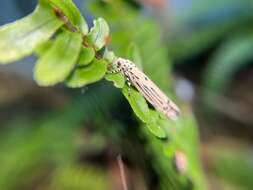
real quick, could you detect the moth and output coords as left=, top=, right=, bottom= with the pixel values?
left=111, top=57, right=180, bottom=120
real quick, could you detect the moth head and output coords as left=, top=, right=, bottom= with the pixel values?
left=116, top=61, right=121, bottom=68
left=115, top=58, right=125, bottom=68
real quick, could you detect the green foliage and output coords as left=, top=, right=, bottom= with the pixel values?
left=122, top=86, right=167, bottom=138
left=66, top=58, right=108, bottom=88
left=78, top=47, right=95, bottom=66
left=34, top=30, right=82, bottom=86
left=49, top=165, right=108, bottom=190
left=90, top=1, right=206, bottom=189
left=89, top=1, right=178, bottom=139
left=103, top=48, right=116, bottom=63
left=202, top=34, right=253, bottom=111
left=127, top=42, right=143, bottom=69
left=122, top=86, right=151, bottom=123
left=87, top=18, right=110, bottom=50
left=0, top=0, right=206, bottom=189
left=171, top=114, right=207, bottom=190
left=0, top=116, right=76, bottom=189
left=35, top=40, right=53, bottom=56
left=0, top=84, right=118, bottom=190
left=0, top=0, right=174, bottom=140
left=167, top=0, right=253, bottom=60
left=210, top=148, right=253, bottom=190
left=203, top=34, right=253, bottom=91
left=49, top=0, right=88, bottom=34
left=0, top=0, right=63, bottom=63
left=146, top=110, right=167, bottom=139
left=105, top=72, right=125, bottom=88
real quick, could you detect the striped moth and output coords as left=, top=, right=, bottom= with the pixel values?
left=112, top=57, right=180, bottom=120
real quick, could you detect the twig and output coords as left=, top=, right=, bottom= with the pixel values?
left=117, top=154, right=128, bottom=190
left=53, top=8, right=79, bottom=33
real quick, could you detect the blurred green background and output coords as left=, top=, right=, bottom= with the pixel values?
left=0, top=0, right=252, bottom=189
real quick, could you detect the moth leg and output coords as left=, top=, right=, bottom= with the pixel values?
left=107, top=68, right=120, bottom=74
left=126, top=77, right=131, bottom=96
left=107, top=63, right=121, bottom=74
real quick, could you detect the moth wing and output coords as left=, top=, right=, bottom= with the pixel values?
left=129, top=67, right=180, bottom=120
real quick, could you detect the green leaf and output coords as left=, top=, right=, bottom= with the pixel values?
left=0, top=0, right=63, bottom=64
left=146, top=110, right=167, bottom=139
left=35, top=41, right=53, bottom=57
left=103, top=48, right=116, bottom=63
left=146, top=123, right=167, bottom=139
left=122, top=86, right=167, bottom=138
left=122, top=86, right=150, bottom=123
left=211, top=148, right=253, bottom=190
left=78, top=47, right=95, bottom=66
left=204, top=35, right=253, bottom=92
left=34, top=30, right=82, bottom=86
left=66, top=59, right=108, bottom=88
left=87, top=18, right=110, bottom=50
left=202, top=35, right=253, bottom=111
left=49, top=0, right=88, bottom=34
left=105, top=73, right=125, bottom=88
left=103, top=49, right=122, bottom=87
left=127, top=42, right=142, bottom=69
left=49, top=165, right=108, bottom=190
